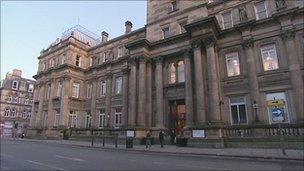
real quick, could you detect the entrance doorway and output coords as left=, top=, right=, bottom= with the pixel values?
left=169, top=100, right=186, bottom=135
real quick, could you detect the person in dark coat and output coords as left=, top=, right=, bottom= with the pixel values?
left=145, top=131, right=152, bottom=148
left=159, top=131, right=165, bottom=148
left=170, top=129, right=176, bottom=145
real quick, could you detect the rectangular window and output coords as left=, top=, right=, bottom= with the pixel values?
left=54, top=109, right=60, bottom=127
left=46, top=84, right=51, bottom=99
left=61, top=54, right=66, bottom=65
left=19, top=81, right=26, bottom=91
left=100, top=80, right=107, bottom=97
left=57, top=81, right=62, bottom=97
left=171, top=0, right=178, bottom=11
left=87, top=84, right=92, bottom=98
left=163, top=27, right=170, bottom=39
left=50, top=59, right=54, bottom=68
left=7, top=96, right=12, bottom=102
left=222, top=11, right=233, bottom=29
left=28, top=84, right=34, bottom=92
left=117, top=46, right=125, bottom=58
left=72, top=83, right=80, bottom=98
left=99, top=109, right=106, bottom=128
left=102, top=52, right=107, bottom=63
left=115, top=77, right=123, bottom=95
left=260, top=44, right=279, bottom=71
left=225, top=52, right=240, bottom=77
left=114, top=107, right=122, bottom=128
left=254, top=1, right=268, bottom=20
left=68, top=110, right=77, bottom=128
left=179, top=21, right=187, bottom=34
left=43, top=111, right=48, bottom=127
left=229, top=97, right=247, bottom=125
left=12, top=80, right=18, bottom=90
left=85, top=111, right=92, bottom=128
left=43, top=62, right=47, bottom=70
left=266, top=92, right=289, bottom=124
left=177, top=61, right=185, bottom=83
left=12, top=96, right=19, bottom=103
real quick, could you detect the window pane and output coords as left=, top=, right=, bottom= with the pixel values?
left=226, top=53, right=240, bottom=77
left=177, top=61, right=185, bottom=82
left=238, top=104, right=247, bottom=123
left=169, top=63, right=176, bottom=84
left=230, top=105, right=238, bottom=124
left=261, top=45, right=279, bottom=71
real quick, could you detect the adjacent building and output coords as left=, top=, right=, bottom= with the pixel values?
left=0, top=69, right=35, bottom=137
left=30, top=0, right=303, bottom=141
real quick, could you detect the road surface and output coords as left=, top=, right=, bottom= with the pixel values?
left=1, top=139, right=303, bottom=170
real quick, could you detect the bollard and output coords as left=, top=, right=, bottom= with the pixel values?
left=115, top=134, right=118, bottom=148
left=91, top=129, right=94, bottom=147
left=102, top=135, right=105, bottom=147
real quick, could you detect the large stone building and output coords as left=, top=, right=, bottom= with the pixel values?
left=30, top=0, right=303, bottom=142
left=0, top=69, right=35, bottom=137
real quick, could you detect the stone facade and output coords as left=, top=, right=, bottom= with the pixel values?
left=0, top=69, right=35, bottom=137
left=30, top=0, right=303, bottom=139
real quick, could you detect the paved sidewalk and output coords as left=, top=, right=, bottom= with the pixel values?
left=6, top=138, right=304, bottom=161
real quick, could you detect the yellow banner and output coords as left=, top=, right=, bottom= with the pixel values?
left=267, top=99, right=285, bottom=107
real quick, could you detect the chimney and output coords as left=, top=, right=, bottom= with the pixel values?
left=12, top=69, right=22, bottom=77
left=101, top=31, right=109, bottom=43
left=125, top=21, right=133, bottom=34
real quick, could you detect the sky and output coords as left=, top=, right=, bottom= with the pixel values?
left=1, top=1, right=147, bottom=80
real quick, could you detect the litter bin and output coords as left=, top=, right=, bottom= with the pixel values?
left=126, top=137, right=133, bottom=148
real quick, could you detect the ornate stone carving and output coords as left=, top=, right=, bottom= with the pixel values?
left=276, top=0, right=286, bottom=10
left=203, top=36, right=215, bottom=48
left=239, top=6, right=248, bottom=22
left=128, top=57, right=137, bottom=65
left=242, top=38, right=254, bottom=49
left=154, top=56, right=163, bottom=64
left=122, top=68, right=130, bottom=75
left=191, top=40, right=202, bottom=50
left=183, top=49, right=192, bottom=59
left=280, top=29, right=295, bottom=42
left=106, top=72, right=112, bottom=79
left=138, top=56, right=148, bottom=63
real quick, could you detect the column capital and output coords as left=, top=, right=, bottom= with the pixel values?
left=203, top=36, right=216, bottom=48
left=154, top=56, right=164, bottom=64
left=191, top=40, right=202, bottom=50
left=280, top=29, right=295, bottom=42
left=138, top=56, right=149, bottom=63
left=128, top=57, right=137, bottom=65
left=106, top=72, right=112, bottom=79
left=183, top=49, right=192, bottom=59
left=242, top=38, right=254, bottom=49
left=122, top=68, right=130, bottom=75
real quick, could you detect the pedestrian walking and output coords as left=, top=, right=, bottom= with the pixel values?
left=159, top=130, right=165, bottom=148
left=170, top=129, right=176, bottom=145
left=145, top=131, right=152, bottom=148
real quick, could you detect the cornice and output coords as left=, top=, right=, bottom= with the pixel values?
left=125, top=38, right=151, bottom=50
left=184, top=16, right=221, bottom=36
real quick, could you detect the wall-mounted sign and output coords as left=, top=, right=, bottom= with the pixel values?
left=126, top=130, right=135, bottom=137
left=192, top=130, right=205, bottom=138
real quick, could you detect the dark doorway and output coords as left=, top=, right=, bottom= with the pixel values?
left=169, top=100, right=186, bottom=135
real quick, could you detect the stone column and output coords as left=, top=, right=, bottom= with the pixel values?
left=128, top=58, right=137, bottom=126
left=47, top=81, right=55, bottom=129
left=91, top=78, right=97, bottom=128
left=192, top=40, right=206, bottom=124
left=137, top=56, right=147, bottom=127
left=106, top=73, right=112, bottom=127
left=36, top=84, right=45, bottom=127
left=146, top=61, right=152, bottom=127
left=60, top=77, right=70, bottom=127
left=122, top=68, right=129, bottom=126
left=155, top=57, right=164, bottom=128
left=281, top=30, right=304, bottom=121
left=205, top=37, right=221, bottom=122
left=242, top=38, right=262, bottom=122
left=184, top=50, right=194, bottom=127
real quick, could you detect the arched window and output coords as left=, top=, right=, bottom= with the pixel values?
left=11, top=108, right=16, bottom=118
left=177, top=60, right=185, bottom=82
left=4, top=108, right=10, bottom=117
left=168, top=63, right=176, bottom=84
